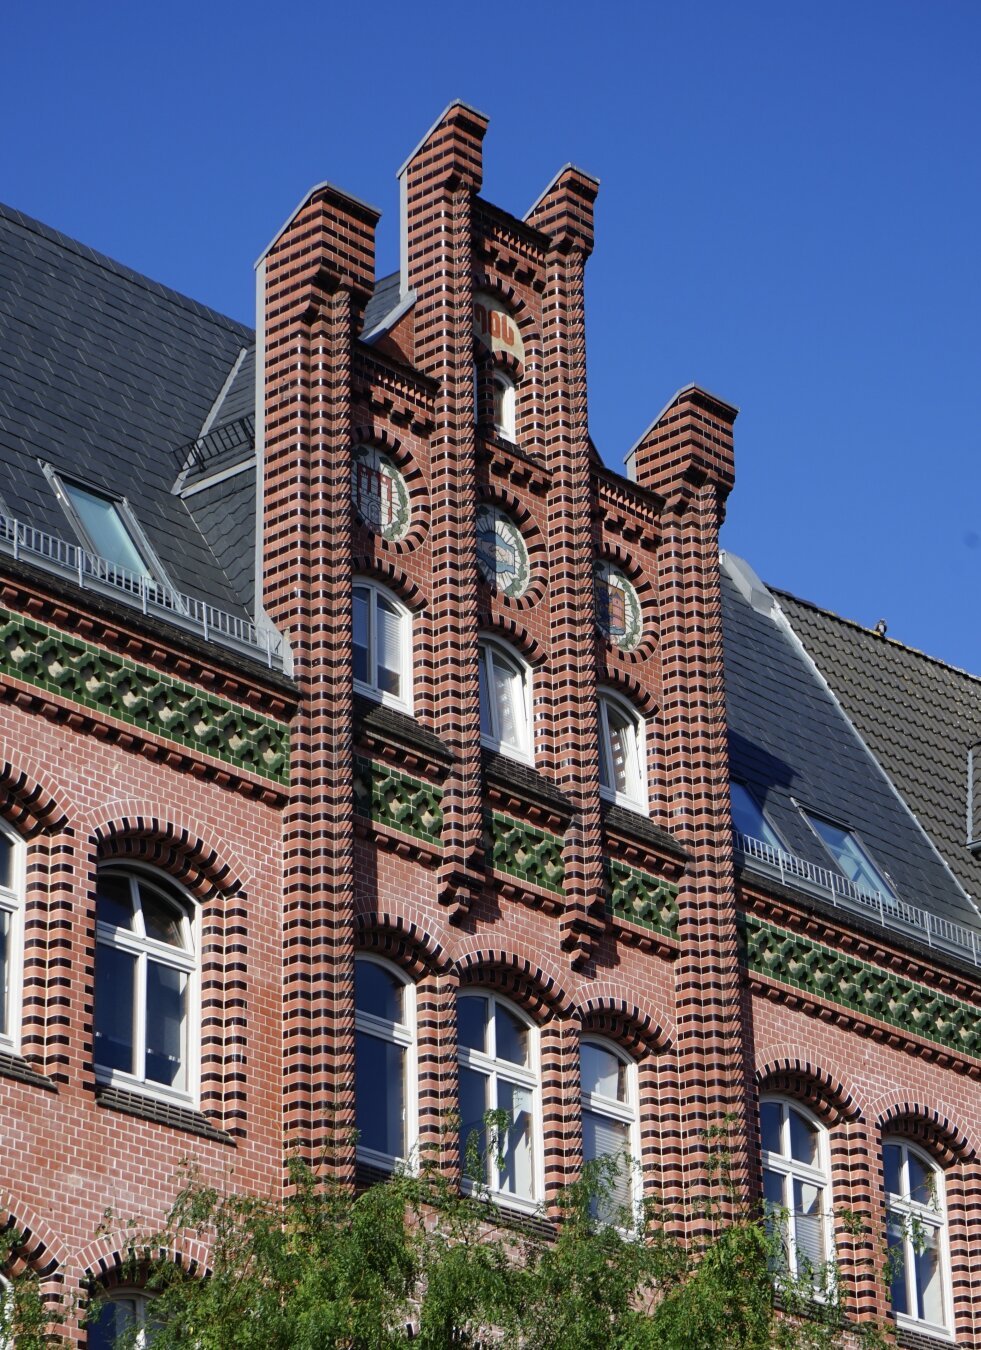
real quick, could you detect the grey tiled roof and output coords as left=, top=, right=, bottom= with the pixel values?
left=0, top=201, right=253, bottom=616
left=777, top=587, right=981, bottom=908
left=722, top=555, right=979, bottom=935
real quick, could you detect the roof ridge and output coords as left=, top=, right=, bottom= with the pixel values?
left=770, top=583, right=981, bottom=687
left=0, top=200, right=255, bottom=342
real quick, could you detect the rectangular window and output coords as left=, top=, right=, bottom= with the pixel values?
left=61, top=481, right=153, bottom=578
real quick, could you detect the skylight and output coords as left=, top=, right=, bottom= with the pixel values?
left=61, top=481, right=152, bottom=579
left=730, top=781, right=784, bottom=851
left=801, top=811, right=896, bottom=901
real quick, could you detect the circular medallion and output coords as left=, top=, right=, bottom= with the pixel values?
left=593, top=561, right=642, bottom=650
left=476, top=505, right=529, bottom=599
left=351, top=447, right=410, bottom=542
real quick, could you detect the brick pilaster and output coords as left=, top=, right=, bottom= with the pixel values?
left=526, top=168, right=606, bottom=969
left=260, top=185, right=379, bottom=1172
left=401, top=103, right=489, bottom=917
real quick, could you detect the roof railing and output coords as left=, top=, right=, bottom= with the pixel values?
left=0, top=513, right=283, bottom=670
left=736, top=831, right=981, bottom=968
left=175, top=414, right=255, bottom=476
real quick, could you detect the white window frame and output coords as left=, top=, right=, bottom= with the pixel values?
left=492, top=371, right=516, bottom=441
left=478, top=637, right=533, bottom=764
left=580, top=1036, right=642, bottom=1229
left=0, top=822, right=25, bottom=1054
left=883, top=1139, right=953, bottom=1338
left=597, top=690, right=647, bottom=811
left=87, top=1290, right=155, bottom=1348
left=760, top=1097, right=834, bottom=1290
left=94, top=866, right=199, bottom=1108
left=354, top=955, right=417, bottom=1172
left=457, top=991, right=542, bottom=1214
left=352, top=579, right=413, bottom=714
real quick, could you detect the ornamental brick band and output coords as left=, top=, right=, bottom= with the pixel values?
left=606, top=858, right=680, bottom=938
left=353, top=756, right=444, bottom=845
left=0, top=609, right=289, bottom=784
left=484, top=810, right=565, bottom=894
left=742, top=914, right=981, bottom=1061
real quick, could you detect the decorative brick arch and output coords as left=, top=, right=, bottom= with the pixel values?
left=0, top=1190, right=67, bottom=1278
left=0, top=743, right=76, bottom=835
left=869, top=1094, right=979, bottom=1165
left=350, top=559, right=428, bottom=613
left=452, top=940, right=575, bottom=1021
left=354, top=911, right=450, bottom=980
left=76, top=1229, right=211, bottom=1288
left=577, top=986, right=675, bottom=1056
left=594, top=544, right=659, bottom=663
left=471, top=274, right=544, bottom=384
left=350, top=425, right=431, bottom=556
left=88, top=801, right=251, bottom=901
left=598, top=670, right=659, bottom=719
left=477, top=617, right=546, bottom=669
left=475, top=485, right=548, bottom=614
left=754, top=1046, right=868, bottom=1125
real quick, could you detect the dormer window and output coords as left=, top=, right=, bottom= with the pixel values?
left=801, top=810, right=895, bottom=903
left=492, top=373, right=516, bottom=441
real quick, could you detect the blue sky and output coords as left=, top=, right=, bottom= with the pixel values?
left=5, top=2, right=980, bottom=671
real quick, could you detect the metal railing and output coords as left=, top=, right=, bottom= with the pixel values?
left=736, top=831, right=981, bottom=968
left=0, top=513, right=283, bottom=669
left=175, top=413, right=255, bottom=476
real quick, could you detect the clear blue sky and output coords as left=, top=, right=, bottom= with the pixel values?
left=5, top=2, right=980, bottom=671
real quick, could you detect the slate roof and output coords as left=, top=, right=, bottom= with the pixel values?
left=722, top=553, right=980, bottom=938
left=777, top=587, right=981, bottom=908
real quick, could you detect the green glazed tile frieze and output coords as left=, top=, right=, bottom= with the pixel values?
left=0, top=610, right=289, bottom=784
left=742, top=915, right=981, bottom=1061
left=605, top=858, right=680, bottom=938
left=354, top=756, right=443, bottom=845
left=484, top=811, right=564, bottom=894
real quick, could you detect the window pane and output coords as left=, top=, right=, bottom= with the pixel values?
left=0, top=834, right=11, bottom=892
left=763, top=1167, right=789, bottom=1271
left=355, top=1028, right=405, bottom=1158
left=492, top=657, right=520, bottom=748
left=87, top=1297, right=137, bottom=1350
left=459, top=1065, right=488, bottom=1181
left=65, top=484, right=149, bottom=576
left=731, top=783, right=782, bottom=850
left=495, top=1004, right=529, bottom=1067
left=886, top=1214, right=908, bottom=1314
left=788, top=1107, right=819, bottom=1167
left=353, top=589, right=370, bottom=685
left=96, top=875, right=134, bottom=930
left=355, top=962, right=404, bottom=1024
left=141, top=890, right=185, bottom=948
left=0, top=909, right=9, bottom=1038
left=583, top=1107, right=632, bottom=1219
left=497, top=1079, right=534, bottom=1200
left=145, top=962, right=187, bottom=1089
left=457, top=995, right=488, bottom=1053
left=915, top=1226, right=944, bottom=1325
left=95, top=943, right=136, bottom=1074
left=793, top=1178, right=826, bottom=1272
left=607, top=715, right=632, bottom=796
left=760, top=1100, right=783, bottom=1155
left=806, top=814, right=892, bottom=897
left=581, top=1043, right=626, bottom=1102
left=376, top=598, right=402, bottom=697
left=883, top=1144, right=902, bottom=1198
left=907, top=1151, right=934, bottom=1207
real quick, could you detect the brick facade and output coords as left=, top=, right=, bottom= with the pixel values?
left=1, top=102, right=979, bottom=1344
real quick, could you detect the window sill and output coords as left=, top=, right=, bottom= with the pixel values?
left=354, top=680, right=413, bottom=719
left=94, top=1084, right=234, bottom=1144
left=894, top=1319, right=955, bottom=1347
left=480, top=735, right=534, bottom=768
left=0, top=1047, right=56, bottom=1092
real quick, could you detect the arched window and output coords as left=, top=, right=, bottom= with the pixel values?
left=0, top=823, right=23, bottom=1051
left=760, top=1098, right=832, bottom=1285
left=87, top=1291, right=155, bottom=1348
left=353, top=581, right=412, bottom=712
left=94, top=869, right=196, bottom=1101
left=354, top=956, right=415, bottom=1169
left=457, top=992, right=540, bottom=1210
left=580, top=1038, right=639, bottom=1225
left=883, top=1139, right=951, bottom=1334
left=597, top=691, right=646, bottom=810
left=478, top=638, right=532, bottom=762
left=492, top=372, right=516, bottom=441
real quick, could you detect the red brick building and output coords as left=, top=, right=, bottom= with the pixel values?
left=0, top=103, right=979, bottom=1345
